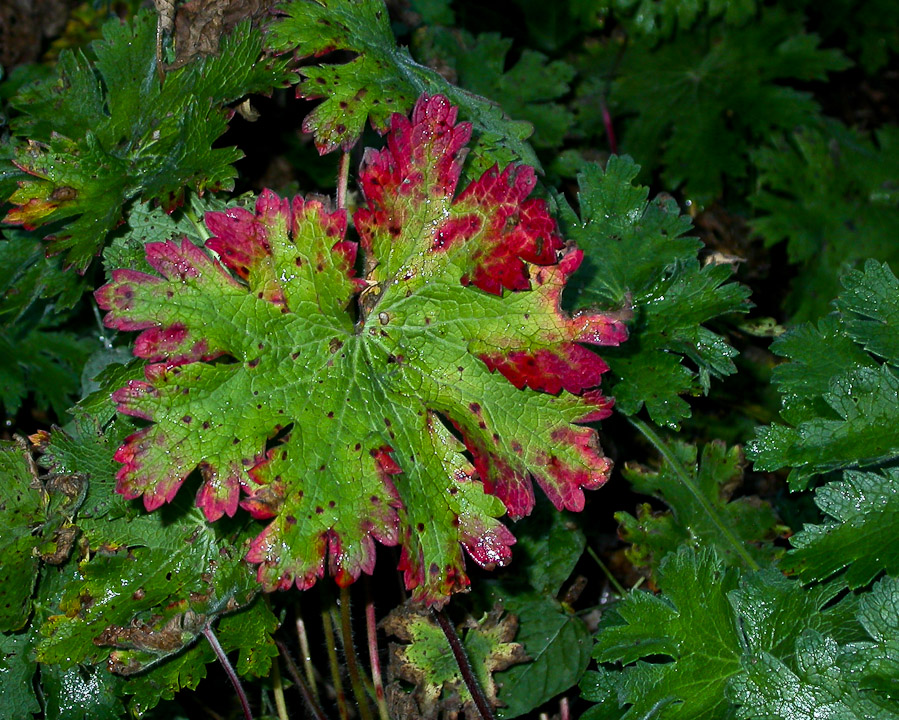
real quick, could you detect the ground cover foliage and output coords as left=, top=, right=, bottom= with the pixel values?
left=0, top=0, right=897, bottom=718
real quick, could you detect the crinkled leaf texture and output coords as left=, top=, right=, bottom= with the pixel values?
left=96, top=94, right=626, bottom=605
left=750, top=260, right=899, bottom=489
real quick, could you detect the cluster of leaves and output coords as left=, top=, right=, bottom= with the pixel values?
left=0, top=0, right=897, bottom=718
left=585, top=260, right=899, bottom=718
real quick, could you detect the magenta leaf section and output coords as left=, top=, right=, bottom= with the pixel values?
left=96, top=94, right=627, bottom=605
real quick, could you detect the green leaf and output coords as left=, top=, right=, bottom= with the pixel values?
left=751, top=124, right=899, bottom=322
left=617, top=440, right=785, bottom=577
left=214, top=598, right=280, bottom=678
left=0, top=328, right=94, bottom=421
left=0, top=229, right=85, bottom=319
left=382, top=603, right=526, bottom=718
left=842, top=576, right=899, bottom=698
left=587, top=547, right=743, bottom=719
left=511, top=507, right=586, bottom=597
left=599, top=8, right=850, bottom=202
left=0, top=630, right=40, bottom=717
left=730, top=629, right=898, bottom=719
left=605, top=0, right=758, bottom=39
left=412, top=29, right=575, bottom=149
left=37, top=504, right=259, bottom=672
left=750, top=261, right=899, bottom=489
left=784, top=469, right=899, bottom=588
left=95, top=94, right=627, bottom=604
left=40, top=663, right=126, bottom=720
left=3, top=11, right=290, bottom=271
left=268, top=0, right=539, bottom=172
left=495, top=595, right=592, bottom=718
left=560, top=156, right=749, bottom=427
left=0, top=438, right=86, bottom=631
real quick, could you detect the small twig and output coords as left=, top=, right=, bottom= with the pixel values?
left=338, top=586, right=375, bottom=720
left=276, top=639, right=330, bottom=720
left=432, top=608, right=496, bottom=720
left=337, top=151, right=351, bottom=210
left=560, top=696, right=570, bottom=720
left=365, top=580, right=391, bottom=720
left=323, top=598, right=350, bottom=720
left=202, top=623, right=253, bottom=720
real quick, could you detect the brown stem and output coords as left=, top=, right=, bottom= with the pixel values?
left=202, top=623, right=253, bottom=720
left=432, top=608, right=496, bottom=720
left=276, top=639, right=330, bottom=720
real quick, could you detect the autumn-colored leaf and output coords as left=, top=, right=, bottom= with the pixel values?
left=96, top=94, right=626, bottom=605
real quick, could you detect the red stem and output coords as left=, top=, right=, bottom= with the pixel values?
left=433, top=608, right=496, bottom=720
left=202, top=623, right=253, bottom=720
left=600, top=95, right=618, bottom=155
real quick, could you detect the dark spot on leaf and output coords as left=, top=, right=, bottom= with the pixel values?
left=233, top=437, right=240, bottom=445
left=469, top=403, right=481, bottom=413
left=286, top=515, right=297, bottom=525
left=328, top=500, right=335, bottom=508
left=429, top=563, right=439, bottom=575
left=327, top=411, right=334, bottom=418
left=182, top=415, right=192, bottom=423
left=248, top=358, right=260, bottom=368
left=315, top=506, right=324, bottom=514
left=417, top=523, right=424, bottom=531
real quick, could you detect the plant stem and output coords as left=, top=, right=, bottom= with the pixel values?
left=185, top=207, right=210, bottom=241
left=323, top=597, right=350, bottom=720
left=629, top=416, right=762, bottom=572
left=432, top=608, right=496, bottom=720
left=338, top=586, right=375, bottom=720
left=276, top=639, right=330, bottom=720
left=202, top=623, right=253, bottom=720
left=271, top=658, right=290, bottom=720
left=600, top=95, right=618, bottom=155
left=586, top=546, right=627, bottom=597
left=365, top=581, right=391, bottom=720
left=337, top=150, right=350, bottom=210
left=295, top=609, right=320, bottom=703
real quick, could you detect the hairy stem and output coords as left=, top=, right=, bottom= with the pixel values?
left=271, top=658, right=290, bottom=720
left=337, top=150, right=351, bottom=210
left=433, top=608, right=496, bottom=720
left=338, top=586, right=375, bottom=720
left=202, top=623, right=253, bottom=720
left=276, top=639, right=330, bottom=720
left=323, top=598, right=350, bottom=720
left=629, top=416, right=762, bottom=572
left=365, top=581, right=391, bottom=720
left=295, top=609, right=320, bottom=703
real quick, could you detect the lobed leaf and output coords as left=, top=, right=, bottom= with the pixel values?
left=617, top=440, right=785, bottom=578
left=784, top=468, right=899, bottom=588
left=382, top=603, right=526, bottom=718
left=750, top=260, right=899, bottom=489
left=559, top=156, right=749, bottom=427
left=96, top=94, right=626, bottom=605
left=2, top=11, right=291, bottom=271
left=594, top=9, right=850, bottom=202
left=751, top=125, right=899, bottom=322
left=268, top=0, right=539, bottom=172
left=412, top=29, right=575, bottom=150
left=585, top=547, right=743, bottom=719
